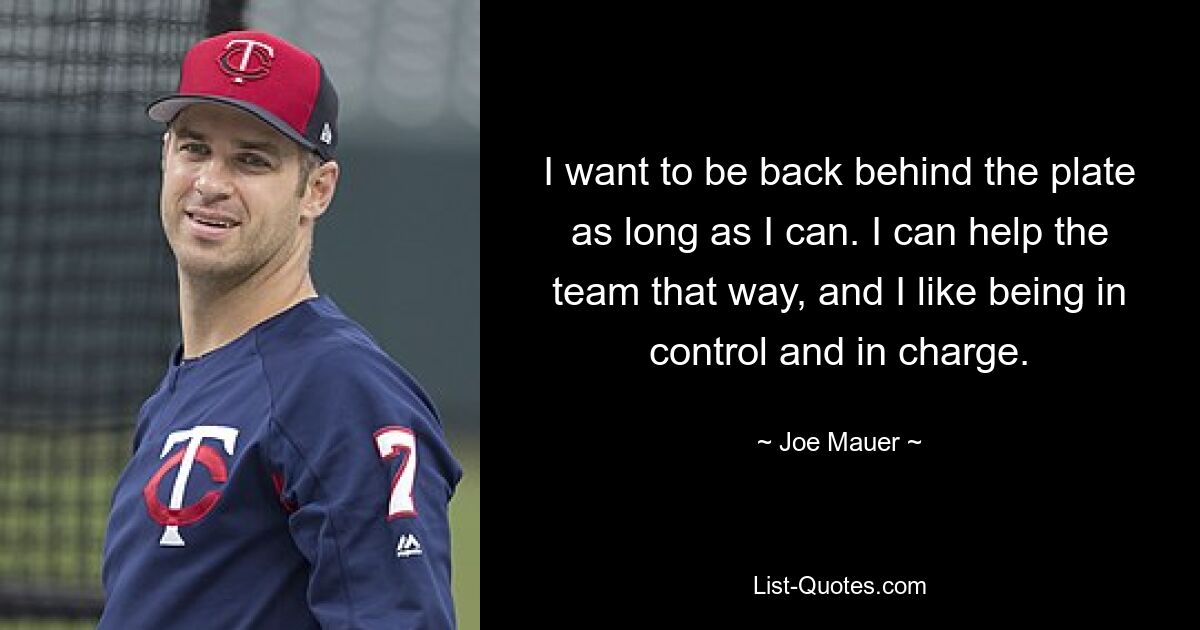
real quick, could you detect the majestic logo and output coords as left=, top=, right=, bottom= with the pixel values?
left=219, top=39, right=275, bottom=84
left=143, top=426, right=239, bottom=547
left=396, top=533, right=423, bottom=558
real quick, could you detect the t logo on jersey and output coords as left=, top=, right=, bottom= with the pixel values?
left=143, top=426, right=239, bottom=547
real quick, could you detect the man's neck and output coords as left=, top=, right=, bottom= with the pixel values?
left=177, top=251, right=317, bottom=360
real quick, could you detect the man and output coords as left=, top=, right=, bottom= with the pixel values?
left=98, top=30, right=461, bottom=629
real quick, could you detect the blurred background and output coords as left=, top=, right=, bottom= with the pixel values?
left=0, top=0, right=480, bottom=628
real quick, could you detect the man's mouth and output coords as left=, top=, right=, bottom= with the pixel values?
left=184, top=208, right=242, bottom=240
left=185, top=210, right=242, bottom=229
left=189, top=215, right=233, bottom=228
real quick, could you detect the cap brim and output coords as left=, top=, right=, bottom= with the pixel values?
left=147, top=94, right=319, bottom=155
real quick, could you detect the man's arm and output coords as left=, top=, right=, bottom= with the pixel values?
left=268, top=352, right=461, bottom=629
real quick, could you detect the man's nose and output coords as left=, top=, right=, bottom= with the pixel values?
left=193, top=161, right=234, bottom=201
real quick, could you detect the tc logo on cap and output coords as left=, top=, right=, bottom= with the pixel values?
left=219, top=39, right=275, bottom=84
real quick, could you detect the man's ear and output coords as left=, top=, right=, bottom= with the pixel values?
left=161, top=131, right=170, bottom=171
left=302, top=160, right=340, bottom=222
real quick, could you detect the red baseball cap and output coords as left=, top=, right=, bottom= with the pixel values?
left=147, top=30, right=339, bottom=161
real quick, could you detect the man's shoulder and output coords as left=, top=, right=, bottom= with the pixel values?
left=256, top=297, right=387, bottom=371
left=255, top=297, right=440, bottom=424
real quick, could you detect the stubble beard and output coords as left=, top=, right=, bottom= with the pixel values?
left=172, top=221, right=304, bottom=297
left=173, top=236, right=257, bottom=294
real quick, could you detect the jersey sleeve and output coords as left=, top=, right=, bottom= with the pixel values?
left=266, top=349, right=462, bottom=629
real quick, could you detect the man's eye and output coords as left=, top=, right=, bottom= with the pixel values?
left=238, top=154, right=272, bottom=168
left=180, top=143, right=209, bottom=156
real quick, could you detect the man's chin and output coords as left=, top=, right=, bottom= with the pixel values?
left=174, top=250, right=246, bottom=285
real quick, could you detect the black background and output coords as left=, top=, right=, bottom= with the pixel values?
left=490, top=10, right=1186, bottom=625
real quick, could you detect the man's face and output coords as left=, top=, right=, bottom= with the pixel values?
left=160, top=103, right=310, bottom=286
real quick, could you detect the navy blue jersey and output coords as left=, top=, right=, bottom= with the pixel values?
left=99, top=296, right=461, bottom=629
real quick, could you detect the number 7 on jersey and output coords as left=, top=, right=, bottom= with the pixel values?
left=374, top=427, right=418, bottom=519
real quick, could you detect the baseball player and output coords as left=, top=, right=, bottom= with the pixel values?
left=98, top=30, right=461, bottom=629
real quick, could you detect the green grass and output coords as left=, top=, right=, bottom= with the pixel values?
left=0, top=429, right=481, bottom=630
left=450, top=445, right=481, bottom=630
left=0, top=621, right=96, bottom=629
left=0, top=429, right=122, bottom=590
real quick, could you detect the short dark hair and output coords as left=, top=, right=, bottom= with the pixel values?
left=295, top=151, right=322, bottom=197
